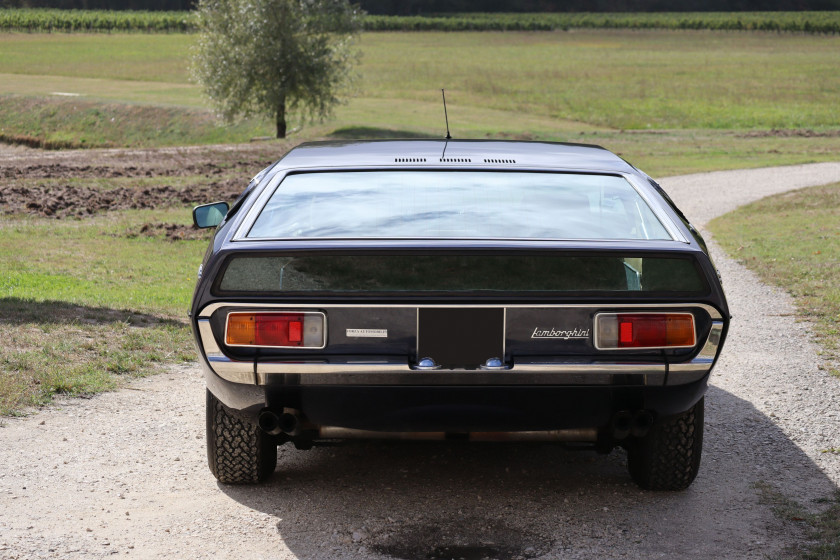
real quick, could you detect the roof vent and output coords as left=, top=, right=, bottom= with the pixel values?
left=395, top=157, right=427, bottom=163
left=484, top=158, right=516, bottom=164
left=439, top=158, right=471, bottom=163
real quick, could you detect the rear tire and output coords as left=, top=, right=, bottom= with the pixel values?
left=627, top=398, right=704, bottom=491
left=206, top=389, right=277, bottom=484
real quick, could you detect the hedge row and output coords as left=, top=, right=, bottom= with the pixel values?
left=366, top=12, right=840, bottom=33
left=2, top=8, right=839, bottom=34
left=0, top=8, right=192, bottom=32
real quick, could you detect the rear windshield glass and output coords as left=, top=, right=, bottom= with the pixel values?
left=246, top=171, right=672, bottom=241
left=218, top=255, right=707, bottom=294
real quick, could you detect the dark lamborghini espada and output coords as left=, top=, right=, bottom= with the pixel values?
left=190, top=140, right=729, bottom=490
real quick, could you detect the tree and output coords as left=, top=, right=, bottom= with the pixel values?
left=192, top=0, right=363, bottom=138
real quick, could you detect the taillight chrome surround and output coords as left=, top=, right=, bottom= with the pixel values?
left=594, top=312, right=696, bottom=350
left=224, top=311, right=326, bottom=349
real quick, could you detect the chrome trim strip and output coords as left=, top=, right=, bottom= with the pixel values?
left=623, top=173, right=688, bottom=244
left=415, top=308, right=420, bottom=363
left=502, top=307, right=507, bottom=362
left=208, top=356, right=254, bottom=384
left=199, top=302, right=723, bottom=321
left=233, top=170, right=287, bottom=241
left=254, top=359, right=666, bottom=386
left=668, top=321, right=724, bottom=385
left=199, top=319, right=255, bottom=383
left=197, top=319, right=223, bottom=357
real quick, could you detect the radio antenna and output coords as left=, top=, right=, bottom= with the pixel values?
left=441, top=89, right=452, bottom=140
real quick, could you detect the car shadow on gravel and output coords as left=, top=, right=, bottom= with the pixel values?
left=0, top=297, right=184, bottom=327
left=218, top=385, right=839, bottom=560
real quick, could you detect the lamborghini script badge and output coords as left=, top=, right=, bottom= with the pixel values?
left=531, top=327, right=590, bottom=340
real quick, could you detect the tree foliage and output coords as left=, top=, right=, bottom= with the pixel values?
left=192, top=0, right=362, bottom=138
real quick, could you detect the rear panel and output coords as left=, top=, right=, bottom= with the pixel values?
left=200, top=302, right=719, bottom=367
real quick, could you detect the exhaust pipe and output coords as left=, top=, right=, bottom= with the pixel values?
left=279, top=410, right=301, bottom=437
left=258, top=408, right=302, bottom=436
left=611, top=410, right=633, bottom=440
left=631, top=410, right=654, bottom=438
left=258, top=410, right=283, bottom=436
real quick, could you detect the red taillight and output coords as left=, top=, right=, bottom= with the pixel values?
left=226, top=312, right=324, bottom=348
left=596, top=313, right=696, bottom=349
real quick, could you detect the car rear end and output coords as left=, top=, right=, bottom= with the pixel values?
left=190, top=141, right=729, bottom=489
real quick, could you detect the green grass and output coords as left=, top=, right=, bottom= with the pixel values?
left=357, top=31, right=840, bottom=130
left=0, top=94, right=272, bottom=148
left=0, top=300, right=193, bottom=414
left=0, top=33, right=190, bottom=83
left=1, top=30, right=840, bottom=174
left=708, top=184, right=840, bottom=374
left=3, top=30, right=840, bottom=130
left=756, top=482, right=840, bottom=560
left=0, top=207, right=209, bottom=316
left=0, top=206, right=208, bottom=413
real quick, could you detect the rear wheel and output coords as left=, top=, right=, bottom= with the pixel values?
left=627, top=398, right=704, bottom=491
left=206, top=389, right=277, bottom=484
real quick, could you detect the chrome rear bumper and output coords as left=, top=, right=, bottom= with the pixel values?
left=196, top=319, right=723, bottom=387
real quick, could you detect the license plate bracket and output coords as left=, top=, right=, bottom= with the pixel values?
left=417, top=308, right=504, bottom=369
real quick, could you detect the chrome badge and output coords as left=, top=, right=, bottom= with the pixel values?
left=531, top=327, right=590, bottom=340
left=346, top=329, right=388, bottom=338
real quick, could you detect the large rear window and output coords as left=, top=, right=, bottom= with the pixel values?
left=246, top=171, right=672, bottom=241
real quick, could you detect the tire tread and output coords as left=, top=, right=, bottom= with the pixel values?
left=627, top=398, right=704, bottom=491
left=206, top=390, right=276, bottom=484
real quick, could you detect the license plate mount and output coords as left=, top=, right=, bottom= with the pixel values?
left=417, top=308, right=504, bottom=369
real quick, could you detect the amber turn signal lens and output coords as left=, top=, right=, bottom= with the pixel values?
left=226, top=313, right=257, bottom=346
left=663, top=314, right=695, bottom=347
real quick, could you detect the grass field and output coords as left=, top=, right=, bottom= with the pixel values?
left=2, top=30, right=839, bottom=128
left=0, top=205, right=211, bottom=413
left=709, top=183, right=840, bottom=375
left=0, top=30, right=839, bottom=174
left=1, top=27, right=840, bottom=413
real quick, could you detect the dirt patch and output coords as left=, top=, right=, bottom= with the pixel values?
left=0, top=161, right=261, bottom=181
left=125, top=222, right=214, bottom=242
left=739, top=129, right=840, bottom=138
left=0, top=180, right=243, bottom=218
left=370, top=519, right=551, bottom=560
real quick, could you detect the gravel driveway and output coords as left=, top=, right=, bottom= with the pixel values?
left=1, top=161, right=840, bottom=560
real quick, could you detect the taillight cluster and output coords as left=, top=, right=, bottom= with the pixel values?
left=595, top=312, right=695, bottom=350
left=225, top=312, right=325, bottom=348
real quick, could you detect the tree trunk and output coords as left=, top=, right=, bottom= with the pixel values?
left=275, top=98, right=286, bottom=139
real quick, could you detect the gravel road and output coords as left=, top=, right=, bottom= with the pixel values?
left=1, top=159, right=840, bottom=560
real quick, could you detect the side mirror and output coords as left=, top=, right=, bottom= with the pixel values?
left=193, top=201, right=230, bottom=228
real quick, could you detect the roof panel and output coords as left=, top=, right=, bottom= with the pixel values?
left=277, top=140, right=635, bottom=173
